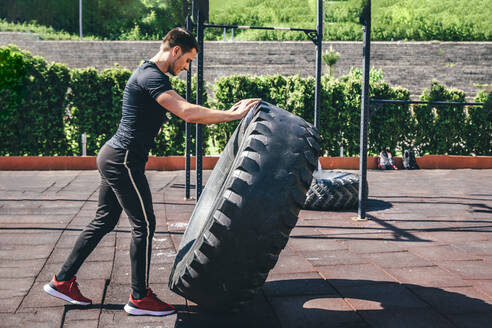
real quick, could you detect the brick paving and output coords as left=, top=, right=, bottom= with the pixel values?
left=0, top=169, right=491, bottom=327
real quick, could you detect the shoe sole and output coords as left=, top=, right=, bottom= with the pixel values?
left=43, top=283, right=91, bottom=306
left=124, top=304, right=176, bottom=316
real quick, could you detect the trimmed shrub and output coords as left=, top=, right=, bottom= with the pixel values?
left=66, top=66, right=129, bottom=155
left=0, top=45, right=70, bottom=155
left=1, top=47, right=489, bottom=157
left=414, top=81, right=467, bottom=155
left=467, top=90, right=492, bottom=155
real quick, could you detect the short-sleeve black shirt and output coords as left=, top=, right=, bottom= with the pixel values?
left=106, top=61, right=171, bottom=162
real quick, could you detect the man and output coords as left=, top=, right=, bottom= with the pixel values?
left=43, top=27, right=260, bottom=317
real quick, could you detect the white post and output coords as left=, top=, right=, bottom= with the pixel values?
left=81, top=133, right=87, bottom=156
left=79, top=0, right=83, bottom=40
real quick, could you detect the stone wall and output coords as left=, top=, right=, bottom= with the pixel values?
left=1, top=32, right=491, bottom=98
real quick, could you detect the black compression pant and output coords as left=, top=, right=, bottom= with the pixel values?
left=56, top=144, right=155, bottom=299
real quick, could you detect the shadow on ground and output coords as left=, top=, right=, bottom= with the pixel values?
left=168, top=279, right=492, bottom=328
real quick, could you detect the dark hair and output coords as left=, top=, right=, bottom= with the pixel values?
left=162, top=27, right=199, bottom=54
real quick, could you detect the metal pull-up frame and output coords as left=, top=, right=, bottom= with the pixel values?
left=185, top=0, right=324, bottom=200
left=358, top=0, right=484, bottom=220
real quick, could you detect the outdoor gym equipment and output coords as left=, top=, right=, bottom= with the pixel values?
left=184, top=0, right=324, bottom=200
left=304, top=170, right=366, bottom=211
left=357, top=0, right=485, bottom=219
left=169, top=101, right=320, bottom=310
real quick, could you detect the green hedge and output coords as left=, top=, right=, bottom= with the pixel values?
left=469, top=90, right=492, bottom=155
left=212, top=69, right=414, bottom=156
left=0, top=46, right=70, bottom=155
left=1, top=45, right=491, bottom=157
left=66, top=67, right=129, bottom=155
left=0, top=46, right=206, bottom=156
left=414, top=82, right=467, bottom=155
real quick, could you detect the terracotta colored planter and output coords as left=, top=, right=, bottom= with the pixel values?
left=0, top=156, right=97, bottom=170
left=146, top=156, right=220, bottom=170
left=0, top=156, right=221, bottom=171
left=0, top=155, right=490, bottom=170
left=319, top=155, right=492, bottom=170
left=416, top=155, right=492, bottom=169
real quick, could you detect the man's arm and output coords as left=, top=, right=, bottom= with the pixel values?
left=156, top=90, right=260, bottom=124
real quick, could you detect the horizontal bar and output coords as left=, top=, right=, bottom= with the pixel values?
left=371, top=99, right=485, bottom=106
left=204, top=23, right=316, bottom=33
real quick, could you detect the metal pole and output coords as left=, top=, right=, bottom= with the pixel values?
left=185, top=15, right=193, bottom=200
left=314, top=0, right=323, bottom=130
left=79, top=0, right=83, bottom=40
left=196, top=4, right=204, bottom=200
left=358, top=0, right=371, bottom=220
left=81, top=133, right=87, bottom=156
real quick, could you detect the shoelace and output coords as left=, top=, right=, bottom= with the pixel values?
left=147, top=289, right=165, bottom=305
left=68, top=278, right=83, bottom=297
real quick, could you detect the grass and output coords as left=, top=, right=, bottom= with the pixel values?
left=1, top=0, right=490, bottom=41
left=210, top=0, right=492, bottom=41
left=0, top=19, right=100, bottom=40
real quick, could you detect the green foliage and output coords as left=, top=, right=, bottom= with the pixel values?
left=468, top=90, right=492, bottom=155
left=1, top=48, right=489, bottom=157
left=2, top=0, right=490, bottom=41
left=0, top=46, right=28, bottom=154
left=0, top=19, right=101, bottom=40
left=66, top=69, right=209, bottom=157
left=372, top=0, right=491, bottom=41
left=0, top=0, right=145, bottom=40
left=0, top=45, right=70, bottom=155
left=0, top=47, right=211, bottom=156
left=211, top=68, right=412, bottom=156
left=207, top=0, right=316, bottom=41
left=66, top=66, right=130, bottom=155
left=209, top=0, right=492, bottom=41
left=414, top=81, right=467, bottom=155
left=326, top=0, right=492, bottom=41
left=322, top=47, right=341, bottom=77
left=120, top=0, right=189, bottom=40
left=369, top=83, right=411, bottom=155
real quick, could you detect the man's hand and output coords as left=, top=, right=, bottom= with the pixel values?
left=227, top=98, right=261, bottom=120
left=157, top=90, right=261, bottom=124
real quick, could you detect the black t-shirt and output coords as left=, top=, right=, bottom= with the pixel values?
left=106, top=61, right=171, bottom=162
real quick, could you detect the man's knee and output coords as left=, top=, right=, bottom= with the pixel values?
left=132, top=214, right=156, bottom=237
left=86, top=217, right=118, bottom=235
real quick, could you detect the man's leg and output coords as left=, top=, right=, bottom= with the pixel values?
left=108, top=153, right=155, bottom=299
left=44, top=172, right=122, bottom=305
left=108, top=151, right=174, bottom=316
left=56, top=176, right=122, bottom=281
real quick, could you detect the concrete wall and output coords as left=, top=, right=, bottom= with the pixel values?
left=2, top=32, right=491, bottom=98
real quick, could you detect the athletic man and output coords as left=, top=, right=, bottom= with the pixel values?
left=43, top=27, right=260, bottom=317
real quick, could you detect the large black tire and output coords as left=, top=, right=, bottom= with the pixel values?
left=303, top=170, right=367, bottom=210
left=168, top=101, right=320, bottom=311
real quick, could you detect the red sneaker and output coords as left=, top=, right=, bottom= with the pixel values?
left=124, top=288, right=176, bottom=316
left=43, top=275, right=92, bottom=306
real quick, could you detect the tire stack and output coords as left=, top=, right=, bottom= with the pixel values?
left=168, top=101, right=320, bottom=311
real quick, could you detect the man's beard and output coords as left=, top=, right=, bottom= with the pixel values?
left=169, top=54, right=183, bottom=76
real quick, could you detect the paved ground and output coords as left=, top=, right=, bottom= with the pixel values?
left=0, top=169, right=491, bottom=328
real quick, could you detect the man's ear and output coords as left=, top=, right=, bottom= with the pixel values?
left=171, top=46, right=182, bottom=57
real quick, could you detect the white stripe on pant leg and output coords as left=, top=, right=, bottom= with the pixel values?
left=124, top=150, right=151, bottom=288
